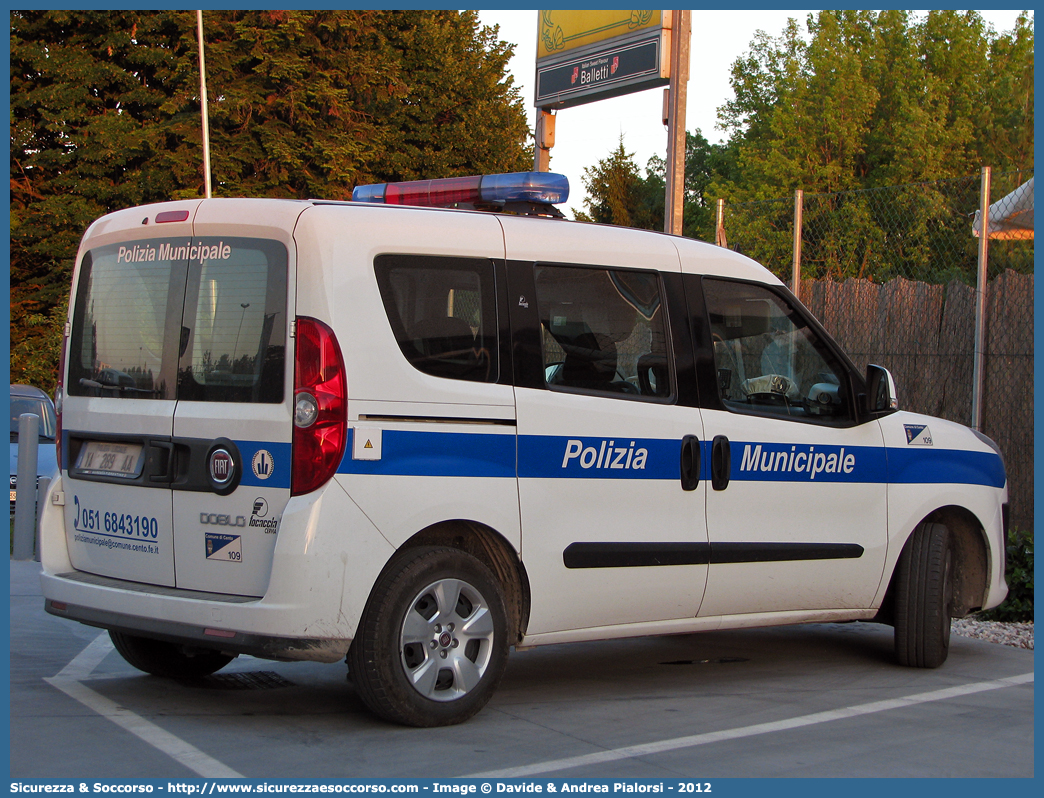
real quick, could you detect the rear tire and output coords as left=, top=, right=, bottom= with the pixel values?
left=348, top=547, right=509, bottom=727
left=894, top=522, right=953, bottom=668
left=109, top=631, right=235, bottom=679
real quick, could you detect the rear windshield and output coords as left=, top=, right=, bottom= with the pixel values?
left=68, top=237, right=287, bottom=403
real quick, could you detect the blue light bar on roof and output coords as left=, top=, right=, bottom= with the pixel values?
left=351, top=172, right=569, bottom=208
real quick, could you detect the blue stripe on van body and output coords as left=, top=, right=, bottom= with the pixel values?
left=886, top=446, right=1006, bottom=489
left=728, top=441, right=887, bottom=484
left=322, top=429, right=1004, bottom=488
left=519, top=435, right=679, bottom=480
left=337, top=428, right=516, bottom=478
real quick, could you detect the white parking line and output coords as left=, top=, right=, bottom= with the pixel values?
left=46, top=633, right=244, bottom=779
left=55, top=632, right=116, bottom=680
left=467, top=672, right=1035, bottom=778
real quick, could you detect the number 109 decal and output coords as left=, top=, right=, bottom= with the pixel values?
left=205, top=532, right=243, bottom=562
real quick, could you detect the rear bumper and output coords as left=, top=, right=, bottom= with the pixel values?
left=38, top=474, right=396, bottom=663
left=43, top=578, right=350, bottom=662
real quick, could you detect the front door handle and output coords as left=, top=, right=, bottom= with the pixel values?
left=680, top=435, right=700, bottom=491
left=711, top=435, right=731, bottom=491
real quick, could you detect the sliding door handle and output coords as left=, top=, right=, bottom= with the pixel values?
left=711, top=435, right=731, bottom=491
left=680, top=435, right=701, bottom=491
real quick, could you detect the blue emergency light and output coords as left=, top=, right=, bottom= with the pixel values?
left=351, top=172, right=569, bottom=212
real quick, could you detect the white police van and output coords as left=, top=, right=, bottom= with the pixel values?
left=39, top=172, right=1009, bottom=727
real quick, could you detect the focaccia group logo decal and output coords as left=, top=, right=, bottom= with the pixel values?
left=252, top=449, right=274, bottom=479
left=904, top=424, right=933, bottom=446
left=250, top=496, right=279, bottom=533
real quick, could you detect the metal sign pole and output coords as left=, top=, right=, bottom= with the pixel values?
left=197, top=10, right=213, bottom=198
left=534, top=109, right=554, bottom=172
left=971, top=166, right=991, bottom=430
left=792, top=189, right=804, bottom=299
left=663, top=10, right=690, bottom=235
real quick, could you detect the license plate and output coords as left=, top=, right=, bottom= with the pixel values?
left=75, top=441, right=145, bottom=479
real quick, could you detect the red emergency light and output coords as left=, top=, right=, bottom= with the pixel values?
left=352, top=172, right=569, bottom=215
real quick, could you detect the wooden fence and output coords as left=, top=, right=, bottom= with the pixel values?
left=800, top=271, right=1033, bottom=532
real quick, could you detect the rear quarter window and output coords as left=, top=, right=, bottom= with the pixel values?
left=374, top=254, right=498, bottom=383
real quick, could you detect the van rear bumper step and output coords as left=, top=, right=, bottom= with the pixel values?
left=45, top=595, right=352, bottom=664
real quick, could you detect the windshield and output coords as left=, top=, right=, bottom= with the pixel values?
left=9, top=395, right=57, bottom=440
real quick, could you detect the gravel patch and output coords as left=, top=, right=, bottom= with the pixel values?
left=952, top=618, right=1033, bottom=649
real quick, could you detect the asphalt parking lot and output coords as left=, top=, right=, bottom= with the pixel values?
left=9, top=559, right=1034, bottom=779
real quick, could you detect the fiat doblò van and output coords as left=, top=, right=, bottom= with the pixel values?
left=40, top=172, right=1008, bottom=727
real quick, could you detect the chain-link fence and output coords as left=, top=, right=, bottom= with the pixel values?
left=719, top=169, right=1034, bottom=532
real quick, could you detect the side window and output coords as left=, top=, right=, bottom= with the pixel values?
left=534, top=264, right=671, bottom=399
left=374, top=255, right=498, bottom=383
left=703, top=278, right=850, bottom=420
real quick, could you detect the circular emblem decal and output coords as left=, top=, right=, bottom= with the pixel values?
left=209, top=449, right=234, bottom=485
left=252, top=497, right=269, bottom=518
left=252, top=449, right=274, bottom=480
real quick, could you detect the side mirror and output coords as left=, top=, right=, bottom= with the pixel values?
left=865, top=364, right=898, bottom=414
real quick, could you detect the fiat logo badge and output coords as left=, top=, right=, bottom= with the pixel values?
left=209, top=448, right=234, bottom=484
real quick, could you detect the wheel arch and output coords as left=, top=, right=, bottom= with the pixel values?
left=399, top=519, right=531, bottom=644
left=876, top=505, right=990, bottom=624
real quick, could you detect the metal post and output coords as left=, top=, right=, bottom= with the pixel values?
left=792, top=189, right=804, bottom=299
left=533, top=108, right=554, bottom=172
left=971, top=166, right=991, bottom=431
left=663, top=10, right=690, bottom=235
left=13, top=414, right=40, bottom=560
left=197, top=10, right=213, bottom=198
left=715, top=198, right=726, bottom=248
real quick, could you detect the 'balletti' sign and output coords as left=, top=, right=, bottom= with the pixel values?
left=535, top=10, right=671, bottom=109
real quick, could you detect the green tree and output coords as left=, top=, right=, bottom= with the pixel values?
left=576, top=131, right=731, bottom=242
left=572, top=137, right=657, bottom=228
left=196, top=10, right=393, bottom=199
left=717, top=10, right=1034, bottom=196
left=710, top=10, right=1034, bottom=280
left=648, top=129, right=736, bottom=241
left=198, top=10, right=531, bottom=196
left=372, top=11, right=532, bottom=182
left=10, top=10, right=531, bottom=387
left=11, top=10, right=199, bottom=389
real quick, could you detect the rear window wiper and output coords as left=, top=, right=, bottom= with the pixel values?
left=79, top=378, right=160, bottom=396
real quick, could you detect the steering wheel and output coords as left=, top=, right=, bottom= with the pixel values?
left=610, top=379, right=641, bottom=395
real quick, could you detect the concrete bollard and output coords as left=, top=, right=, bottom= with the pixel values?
left=13, top=413, right=40, bottom=560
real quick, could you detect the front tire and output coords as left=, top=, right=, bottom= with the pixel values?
left=894, top=522, right=953, bottom=668
left=109, top=631, right=235, bottom=678
left=348, top=547, right=509, bottom=727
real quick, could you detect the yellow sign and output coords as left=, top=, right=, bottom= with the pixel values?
left=538, top=10, right=664, bottom=60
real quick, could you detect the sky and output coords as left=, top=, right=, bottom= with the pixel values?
left=476, top=9, right=1029, bottom=219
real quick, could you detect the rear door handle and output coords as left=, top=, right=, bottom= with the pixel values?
left=680, top=435, right=700, bottom=491
left=711, top=435, right=731, bottom=491
left=148, top=441, right=175, bottom=483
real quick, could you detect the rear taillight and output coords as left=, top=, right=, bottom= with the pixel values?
left=292, top=317, right=347, bottom=496
left=56, top=333, right=67, bottom=472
